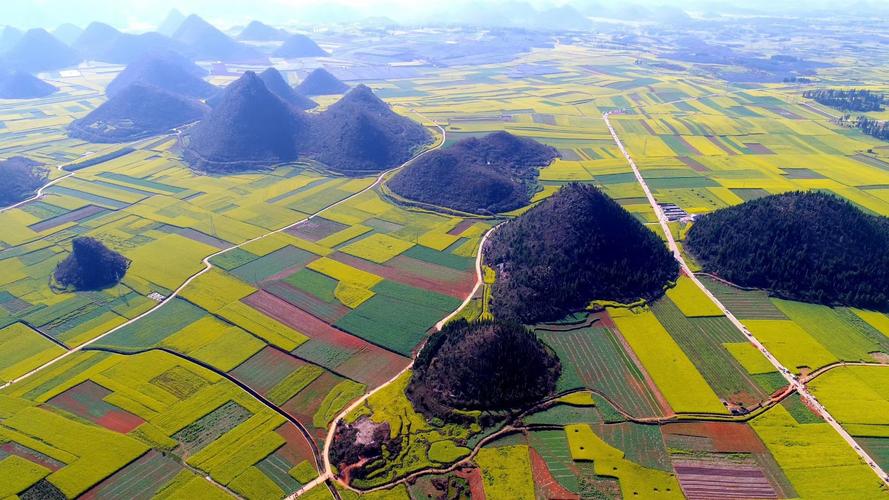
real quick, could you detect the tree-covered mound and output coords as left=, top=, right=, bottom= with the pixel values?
left=238, top=21, right=289, bottom=41
left=184, top=71, right=308, bottom=173
left=0, top=71, right=58, bottom=99
left=53, top=237, right=130, bottom=291
left=485, top=183, right=679, bottom=323
left=307, top=84, right=430, bottom=173
left=295, top=68, right=348, bottom=95
left=69, top=84, right=207, bottom=143
left=388, top=131, right=558, bottom=214
left=185, top=79, right=429, bottom=174
left=3, top=28, right=80, bottom=73
left=274, top=34, right=328, bottom=58
left=105, top=52, right=215, bottom=99
left=686, top=191, right=889, bottom=310
left=0, top=156, right=46, bottom=206
left=407, top=319, right=560, bottom=417
left=257, top=68, right=317, bottom=110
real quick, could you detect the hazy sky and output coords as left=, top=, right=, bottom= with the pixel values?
left=4, top=0, right=885, bottom=31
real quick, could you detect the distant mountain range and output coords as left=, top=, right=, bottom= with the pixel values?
left=2, top=28, right=80, bottom=72
left=239, top=21, right=289, bottom=41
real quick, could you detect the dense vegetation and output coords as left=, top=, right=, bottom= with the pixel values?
left=389, top=131, right=558, bottom=214
left=854, top=116, right=889, bottom=142
left=306, top=84, right=430, bottom=173
left=485, top=183, right=678, bottom=323
left=686, top=191, right=889, bottom=310
left=105, top=52, right=215, bottom=99
left=0, top=71, right=57, bottom=99
left=407, top=319, right=560, bottom=417
left=804, top=88, right=885, bottom=112
left=3, top=28, right=80, bottom=72
left=53, top=237, right=130, bottom=291
left=69, top=84, right=207, bottom=142
left=184, top=71, right=307, bottom=172
left=273, top=34, right=328, bottom=58
left=0, top=157, right=47, bottom=206
left=257, top=68, right=317, bottom=110
left=185, top=76, right=428, bottom=174
left=295, top=68, right=348, bottom=95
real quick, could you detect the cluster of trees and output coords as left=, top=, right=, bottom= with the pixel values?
left=855, top=116, right=889, bottom=142
left=484, top=183, right=679, bottom=323
left=388, top=131, right=558, bottom=214
left=407, top=319, right=560, bottom=419
left=686, top=191, right=889, bottom=310
left=53, top=237, right=130, bottom=291
left=804, top=88, right=886, bottom=112
left=0, top=157, right=47, bottom=206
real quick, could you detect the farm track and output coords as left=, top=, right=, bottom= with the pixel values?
left=0, top=113, right=447, bottom=500
left=603, top=109, right=889, bottom=487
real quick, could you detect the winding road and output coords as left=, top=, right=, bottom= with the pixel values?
left=603, top=110, right=889, bottom=487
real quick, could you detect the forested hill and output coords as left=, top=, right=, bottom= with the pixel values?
left=388, top=131, right=558, bottom=214
left=686, top=191, right=889, bottom=310
left=0, top=157, right=46, bottom=206
left=407, top=319, right=560, bottom=417
left=485, top=183, right=678, bottom=323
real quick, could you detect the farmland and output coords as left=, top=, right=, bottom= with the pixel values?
left=1, top=11, right=889, bottom=500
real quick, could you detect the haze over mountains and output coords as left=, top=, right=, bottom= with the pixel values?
left=105, top=52, right=215, bottom=98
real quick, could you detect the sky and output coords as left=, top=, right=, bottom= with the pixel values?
left=4, top=0, right=886, bottom=31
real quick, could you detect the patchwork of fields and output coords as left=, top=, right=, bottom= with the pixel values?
left=1, top=42, right=888, bottom=499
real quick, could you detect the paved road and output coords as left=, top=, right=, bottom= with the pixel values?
left=603, top=111, right=889, bottom=487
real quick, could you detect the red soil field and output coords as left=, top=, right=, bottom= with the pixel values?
left=530, top=447, right=579, bottom=500
left=46, top=380, right=144, bottom=433
left=332, top=252, right=475, bottom=298
left=456, top=466, right=486, bottom=500
left=447, top=220, right=476, bottom=236
left=662, top=422, right=767, bottom=454
left=275, top=422, right=316, bottom=467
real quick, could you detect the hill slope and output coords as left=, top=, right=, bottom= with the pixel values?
left=274, top=34, right=328, bottom=58
left=408, top=319, right=560, bottom=416
left=0, top=157, right=46, bottom=206
left=686, top=191, right=889, bottom=310
left=258, top=68, right=317, bottom=110
left=172, top=14, right=261, bottom=62
left=100, top=33, right=186, bottom=65
left=0, top=26, right=23, bottom=52
left=184, top=71, right=307, bottom=172
left=53, top=237, right=130, bottom=291
left=158, top=9, right=186, bottom=37
left=69, top=84, right=206, bottom=142
left=0, top=71, right=58, bottom=99
left=105, top=52, right=214, bottom=98
left=485, top=183, right=679, bottom=323
left=388, top=131, right=558, bottom=213
left=4, top=28, right=80, bottom=72
left=72, top=22, right=121, bottom=59
left=295, top=68, right=347, bottom=95
left=239, top=21, right=288, bottom=41
left=53, top=23, right=83, bottom=45
left=307, top=84, right=431, bottom=173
